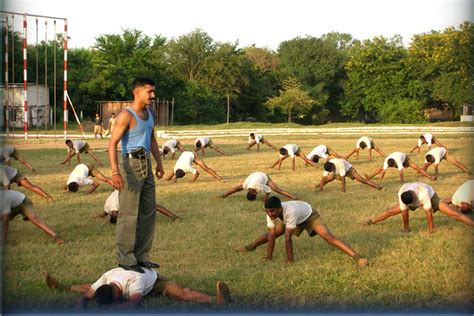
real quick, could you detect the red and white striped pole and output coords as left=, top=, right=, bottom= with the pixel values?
left=63, top=18, right=68, bottom=139
left=5, top=15, right=9, bottom=135
left=23, top=14, right=28, bottom=140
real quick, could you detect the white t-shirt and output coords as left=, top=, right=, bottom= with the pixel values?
left=174, top=151, right=197, bottom=175
left=398, top=182, right=435, bottom=211
left=2, top=144, right=15, bottom=161
left=162, top=140, right=178, bottom=154
left=194, top=137, right=209, bottom=148
left=249, top=134, right=263, bottom=144
left=91, top=267, right=158, bottom=300
left=452, top=180, right=474, bottom=207
left=418, top=133, right=433, bottom=147
left=356, top=136, right=373, bottom=149
left=266, top=201, right=312, bottom=229
left=306, top=145, right=329, bottom=160
left=383, top=152, right=407, bottom=171
left=70, top=140, right=86, bottom=154
left=67, top=164, right=93, bottom=186
left=0, top=165, right=18, bottom=186
left=242, top=172, right=271, bottom=193
left=280, top=144, right=299, bottom=158
left=425, top=147, right=447, bottom=164
left=323, top=158, right=352, bottom=177
left=104, top=190, right=120, bottom=214
left=1, top=189, right=26, bottom=215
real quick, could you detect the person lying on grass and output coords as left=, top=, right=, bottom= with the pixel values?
left=364, top=151, right=434, bottom=183
left=422, top=147, right=471, bottom=180
left=45, top=268, right=231, bottom=308
left=1, top=189, right=64, bottom=244
left=305, top=144, right=344, bottom=167
left=363, top=181, right=474, bottom=233
left=269, top=144, right=319, bottom=171
left=63, top=163, right=113, bottom=194
left=161, top=139, right=185, bottom=160
left=409, top=133, right=445, bottom=154
left=98, top=190, right=182, bottom=224
left=61, top=139, right=104, bottom=166
left=319, top=158, right=384, bottom=193
left=440, top=180, right=473, bottom=214
left=193, top=136, right=229, bottom=156
left=220, top=172, right=297, bottom=202
left=345, top=136, right=386, bottom=161
left=234, top=196, right=368, bottom=267
left=247, top=133, right=278, bottom=151
left=165, top=151, right=225, bottom=183
left=1, top=165, right=54, bottom=202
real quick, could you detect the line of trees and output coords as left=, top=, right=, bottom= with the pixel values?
left=2, top=21, right=473, bottom=124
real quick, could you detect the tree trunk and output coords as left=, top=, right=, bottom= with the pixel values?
left=226, top=94, right=230, bottom=124
left=288, top=107, right=292, bottom=123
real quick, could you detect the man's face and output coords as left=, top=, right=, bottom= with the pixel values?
left=265, top=207, right=282, bottom=220
left=136, top=84, right=156, bottom=105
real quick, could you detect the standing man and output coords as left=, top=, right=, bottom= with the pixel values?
left=94, top=113, right=103, bottom=140
left=108, top=77, right=164, bottom=274
left=105, top=112, right=117, bottom=137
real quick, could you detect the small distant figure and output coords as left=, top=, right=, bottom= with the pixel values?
left=234, top=196, right=368, bottom=267
left=409, top=133, right=445, bottom=154
left=269, top=144, right=319, bottom=171
left=1, top=189, right=64, bottom=244
left=98, top=190, right=182, bottom=224
left=365, top=151, right=434, bottom=183
left=319, top=158, right=384, bottom=192
left=165, top=151, right=225, bottom=183
left=305, top=144, right=343, bottom=166
left=247, top=133, right=278, bottom=151
left=45, top=268, right=231, bottom=308
left=94, top=113, right=103, bottom=140
left=1, top=144, right=36, bottom=173
left=0, top=165, right=53, bottom=202
left=422, top=147, right=471, bottom=180
left=64, top=163, right=113, bottom=194
left=345, top=136, right=386, bottom=161
left=441, top=180, right=473, bottom=214
left=363, top=182, right=474, bottom=233
left=193, top=137, right=229, bottom=156
left=161, top=139, right=185, bottom=160
left=104, top=112, right=117, bottom=137
left=220, top=172, right=297, bottom=202
left=61, top=139, right=103, bottom=166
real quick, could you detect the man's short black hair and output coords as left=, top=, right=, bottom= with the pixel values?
left=132, top=77, right=155, bottom=91
left=401, top=191, right=415, bottom=205
left=249, top=133, right=255, bottom=139
left=387, top=158, right=397, bottom=168
left=175, top=169, right=186, bottom=178
left=323, top=162, right=335, bottom=172
left=110, top=213, right=118, bottom=224
left=312, top=156, right=320, bottom=163
left=163, top=147, right=169, bottom=155
left=265, top=196, right=282, bottom=209
left=195, top=141, right=202, bottom=149
left=420, top=135, right=426, bottom=141
left=94, top=284, right=115, bottom=305
left=65, top=139, right=72, bottom=145
left=425, top=154, right=435, bottom=163
left=279, top=148, right=288, bottom=156
left=246, top=190, right=257, bottom=201
left=359, top=141, right=367, bottom=149
left=68, top=182, right=79, bottom=192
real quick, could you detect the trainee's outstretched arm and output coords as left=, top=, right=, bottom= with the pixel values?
left=221, top=184, right=244, bottom=198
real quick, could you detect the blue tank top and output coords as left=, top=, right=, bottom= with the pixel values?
left=121, top=107, right=154, bottom=154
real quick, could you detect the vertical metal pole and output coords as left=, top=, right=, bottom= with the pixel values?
left=11, top=15, right=15, bottom=135
left=53, top=20, right=57, bottom=131
left=44, top=20, right=48, bottom=131
left=23, top=14, right=28, bottom=140
left=5, top=15, right=9, bottom=135
left=170, top=98, right=174, bottom=126
left=63, top=18, right=68, bottom=139
left=35, top=18, right=38, bottom=133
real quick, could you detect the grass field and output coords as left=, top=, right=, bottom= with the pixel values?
left=2, top=131, right=473, bottom=313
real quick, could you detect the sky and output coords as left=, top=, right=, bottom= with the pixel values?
left=3, top=0, right=473, bottom=50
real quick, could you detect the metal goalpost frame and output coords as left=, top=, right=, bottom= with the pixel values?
left=1, top=10, right=68, bottom=139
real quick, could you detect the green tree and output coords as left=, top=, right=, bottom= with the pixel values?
left=265, top=77, right=316, bottom=123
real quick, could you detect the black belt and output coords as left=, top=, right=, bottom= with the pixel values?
left=123, top=153, right=149, bottom=160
